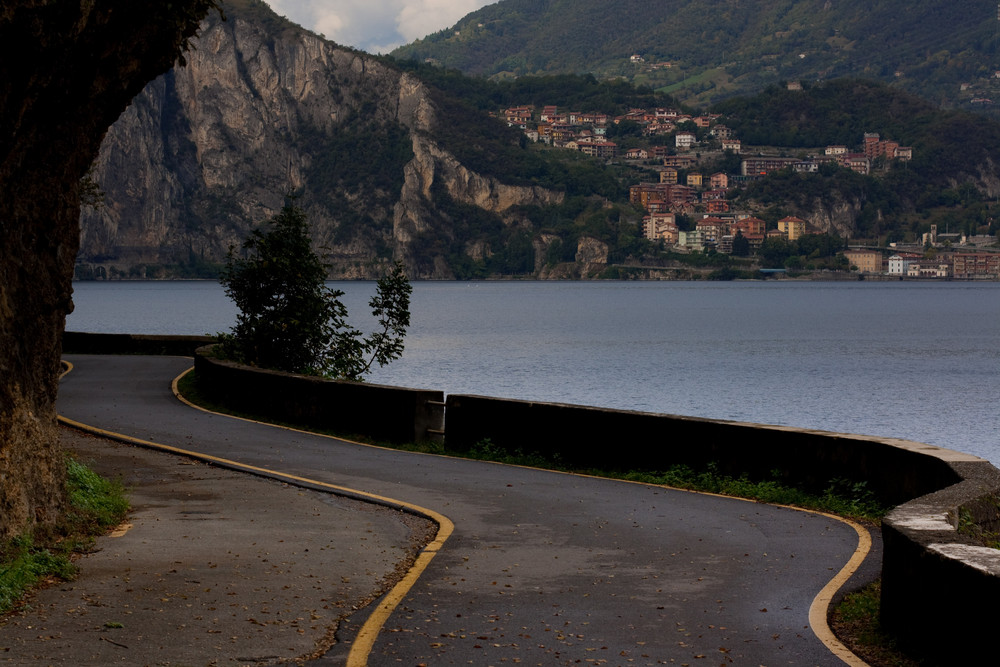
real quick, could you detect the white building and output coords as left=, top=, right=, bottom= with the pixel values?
left=643, top=213, right=678, bottom=243
left=677, top=229, right=704, bottom=251
left=675, top=132, right=697, bottom=149
left=906, top=260, right=951, bottom=278
left=887, top=255, right=912, bottom=276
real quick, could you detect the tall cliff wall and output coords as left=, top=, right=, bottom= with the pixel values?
left=80, top=6, right=563, bottom=280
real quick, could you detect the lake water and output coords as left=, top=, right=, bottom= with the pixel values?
left=66, top=280, right=1000, bottom=465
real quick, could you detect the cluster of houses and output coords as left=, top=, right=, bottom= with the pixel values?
left=502, top=103, right=914, bottom=222
left=844, top=248, right=1000, bottom=279
left=738, top=136, right=912, bottom=177
left=634, top=210, right=999, bottom=277
left=636, top=210, right=810, bottom=254
left=502, top=103, right=911, bottom=166
left=501, top=104, right=721, bottom=150
left=844, top=226, right=1000, bottom=279
left=497, top=103, right=1000, bottom=275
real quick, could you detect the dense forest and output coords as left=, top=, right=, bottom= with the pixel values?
left=391, top=0, right=1000, bottom=113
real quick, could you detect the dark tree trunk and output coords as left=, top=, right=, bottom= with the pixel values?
left=0, top=0, right=217, bottom=539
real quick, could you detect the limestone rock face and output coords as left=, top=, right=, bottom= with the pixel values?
left=803, top=197, right=864, bottom=238
left=392, top=133, right=563, bottom=253
left=80, top=10, right=562, bottom=279
left=575, top=237, right=609, bottom=278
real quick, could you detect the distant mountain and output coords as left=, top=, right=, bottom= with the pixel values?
left=391, top=0, right=1000, bottom=111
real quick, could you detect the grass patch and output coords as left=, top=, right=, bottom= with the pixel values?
left=460, top=441, right=885, bottom=521
left=615, top=465, right=885, bottom=522
left=830, top=580, right=921, bottom=666
left=956, top=501, right=1000, bottom=549
left=65, top=458, right=130, bottom=532
left=0, top=457, right=129, bottom=615
left=656, top=67, right=724, bottom=95
left=465, top=438, right=563, bottom=470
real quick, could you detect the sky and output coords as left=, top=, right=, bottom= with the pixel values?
left=264, top=0, right=495, bottom=54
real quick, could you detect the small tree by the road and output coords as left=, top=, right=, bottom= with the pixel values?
left=217, top=201, right=411, bottom=380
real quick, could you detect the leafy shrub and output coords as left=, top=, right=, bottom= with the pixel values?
left=217, top=200, right=411, bottom=380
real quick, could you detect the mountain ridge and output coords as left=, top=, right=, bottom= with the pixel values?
left=391, top=0, right=1000, bottom=110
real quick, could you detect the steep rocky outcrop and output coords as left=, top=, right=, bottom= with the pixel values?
left=799, top=197, right=863, bottom=238
left=80, top=3, right=563, bottom=280
left=575, top=237, right=610, bottom=278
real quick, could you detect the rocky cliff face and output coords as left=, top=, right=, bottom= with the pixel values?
left=80, top=6, right=563, bottom=279
left=800, top=197, right=863, bottom=238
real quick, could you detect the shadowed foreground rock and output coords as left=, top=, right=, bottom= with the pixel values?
left=0, top=0, right=217, bottom=539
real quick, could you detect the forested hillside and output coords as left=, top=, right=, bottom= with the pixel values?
left=715, top=79, right=1000, bottom=184
left=391, top=0, right=1000, bottom=112
left=715, top=80, right=1000, bottom=239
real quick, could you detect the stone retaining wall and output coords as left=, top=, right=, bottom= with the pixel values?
left=444, top=394, right=960, bottom=505
left=63, top=331, right=213, bottom=356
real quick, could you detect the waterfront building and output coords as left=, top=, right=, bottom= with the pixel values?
left=952, top=253, right=1000, bottom=279
left=844, top=249, right=883, bottom=273
left=906, top=259, right=951, bottom=278
left=887, top=254, right=915, bottom=276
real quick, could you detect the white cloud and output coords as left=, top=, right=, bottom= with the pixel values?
left=264, top=0, right=492, bottom=54
left=312, top=11, right=344, bottom=39
left=395, top=0, right=485, bottom=43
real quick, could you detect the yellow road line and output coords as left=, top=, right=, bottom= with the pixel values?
left=809, top=515, right=873, bottom=666
left=529, top=467, right=874, bottom=665
left=58, top=365, right=454, bottom=667
left=61, top=361, right=872, bottom=666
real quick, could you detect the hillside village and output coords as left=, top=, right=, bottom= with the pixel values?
left=500, top=101, right=1000, bottom=279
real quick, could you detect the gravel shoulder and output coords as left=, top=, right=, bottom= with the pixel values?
left=0, top=428, right=434, bottom=666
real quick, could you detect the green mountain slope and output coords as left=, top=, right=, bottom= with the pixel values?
left=714, top=79, right=1000, bottom=239
left=391, top=0, right=1000, bottom=110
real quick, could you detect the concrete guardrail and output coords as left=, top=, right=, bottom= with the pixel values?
left=193, top=346, right=444, bottom=445
left=63, top=331, right=213, bottom=356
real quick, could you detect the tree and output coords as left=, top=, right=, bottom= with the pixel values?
left=758, top=236, right=796, bottom=267
left=0, top=0, right=218, bottom=540
left=732, top=230, right=750, bottom=256
left=218, top=201, right=412, bottom=381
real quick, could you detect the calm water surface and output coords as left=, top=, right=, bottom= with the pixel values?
left=67, top=280, right=1000, bottom=464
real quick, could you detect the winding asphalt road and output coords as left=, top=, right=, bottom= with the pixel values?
left=57, top=354, right=877, bottom=666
